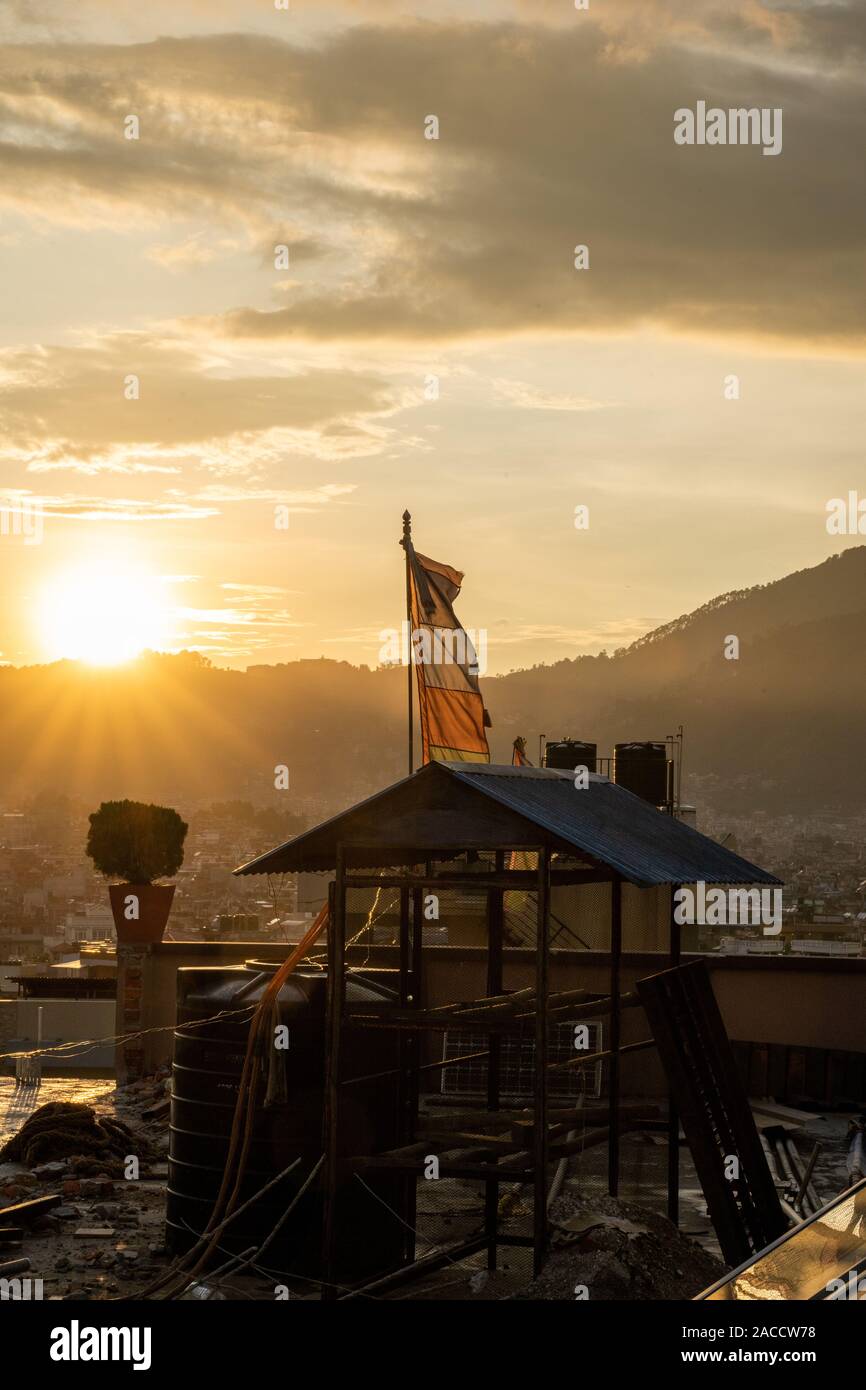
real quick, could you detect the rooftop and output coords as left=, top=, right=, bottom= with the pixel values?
left=235, top=761, right=781, bottom=887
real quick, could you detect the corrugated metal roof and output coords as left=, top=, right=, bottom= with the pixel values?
left=235, top=762, right=780, bottom=888
left=444, top=764, right=780, bottom=886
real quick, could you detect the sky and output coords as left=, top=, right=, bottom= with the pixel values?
left=0, top=0, right=863, bottom=672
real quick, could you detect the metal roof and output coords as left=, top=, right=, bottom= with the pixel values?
left=235, top=762, right=780, bottom=888
left=447, top=764, right=780, bottom=886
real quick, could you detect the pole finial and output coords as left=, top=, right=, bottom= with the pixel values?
left=401, top=510, right=412, bottom=547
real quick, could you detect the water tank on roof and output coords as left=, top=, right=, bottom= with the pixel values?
left=166, top=961, right=406, bottom=1282
left=612, top=742, right=669, bottom=806
left=544, top=740, right=597, bottom=773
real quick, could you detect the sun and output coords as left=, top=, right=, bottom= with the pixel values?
left=38, top=561, right=172, bottom=666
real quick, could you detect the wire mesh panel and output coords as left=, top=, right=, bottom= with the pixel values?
left=345, top=884, right=401, bottom=948
left=506, top=872, right=612, bottom=953
left=543, top=1068, right=613, bottom=1212
left=342, top=864, right=675, bottom=956
left=622, top=882, right=672, bottom=953
left=615, top=1039, right=669, bottom=1214
left=440, top=1022, right=603, bottom=1101
left=408, top=1167, right=537, bottom=1298
left=547, top=879, right=611, bottom=952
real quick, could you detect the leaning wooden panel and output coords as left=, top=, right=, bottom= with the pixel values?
left=637, top=958, right=789, bottom=1267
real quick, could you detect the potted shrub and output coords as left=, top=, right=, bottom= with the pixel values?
left=86, top=800, right=188, bottom=944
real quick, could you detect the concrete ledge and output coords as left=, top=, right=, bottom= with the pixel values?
left=153, top=940, right=866, bottom=974
left=116, top=939, right=866, bottom=1081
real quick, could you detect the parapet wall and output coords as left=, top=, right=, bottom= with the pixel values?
left=116, top=940, right=866, bottom=1096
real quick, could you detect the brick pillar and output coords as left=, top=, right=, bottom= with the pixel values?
left=115, top=943, right=151, bottom=1084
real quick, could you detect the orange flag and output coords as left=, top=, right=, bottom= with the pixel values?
left=408, top=549, right=491, bottom=764
left=512, top=737, right=530, bottom=766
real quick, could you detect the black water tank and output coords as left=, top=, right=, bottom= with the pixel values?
left=544, top=740, right=597, bottom=773
left=166, top=962, right=406, bottom=1282
left=613, top=741, right=669, bottom=805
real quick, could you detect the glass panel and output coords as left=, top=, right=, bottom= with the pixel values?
left=703, top=1180, right=866, bottom=1300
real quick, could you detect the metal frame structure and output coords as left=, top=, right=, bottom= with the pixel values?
left=234, top=758, right=781, bottom=1298
left=317, top=841, right=683, bottom=1299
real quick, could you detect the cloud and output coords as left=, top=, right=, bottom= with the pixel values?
left=491, top=378, right=607, bottom=412
left=144, top=571, right=305, bottom=661
left=0, top=490, right=220, bottom=522
left=221, top=581, right=295, bottom=596
left=191, top=482, right=357, bottom=509
left=176, top=606, right=298, bottom=627
left=0, top=9, right=862, bottom=360
left=0, top=0, right=812, bottom=50
left=0, top=480, right=357, bottom=526
left=196, top=21, right=861, bottom=352
left=146, top=233, right=240, bottom=271
left=0, top=334, right=399, bottom=475
left=514, top=0, right=802, bottom=54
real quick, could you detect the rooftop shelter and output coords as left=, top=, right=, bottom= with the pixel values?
left=237, top=761, right=779, bottom=885
left=235, top=761, right=782, bottom=1295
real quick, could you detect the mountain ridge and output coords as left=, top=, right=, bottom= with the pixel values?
left=1, top=547, right=862, bottom=815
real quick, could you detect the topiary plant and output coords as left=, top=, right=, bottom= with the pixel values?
left=86, top=800, right=188, bottom=884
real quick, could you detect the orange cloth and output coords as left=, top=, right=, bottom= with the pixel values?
left=408, top=549, right=490, bottom=764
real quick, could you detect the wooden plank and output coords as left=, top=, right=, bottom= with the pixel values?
left=533, top=846, right=550, bottom=1278
left=689, top=963, right=788, bottom=1247
left=548, top=1036, right=656, bottom=1073
left=321, top=855, right=345, bottom=1299
left=344, top=991, right=638, bottom=1033
left=397, top=879, right=413, bottom=1274
left=338, top=1235, right=489, bottom=1301
left=344, top=869, right=614, bottom=889
left=608, top=875, right=622, bottom=1198
left=0, top=1194, right=61, bottom=1224
left=668, top=882, right=681, bottom=1226
left=350, top=1156, right=533, bottom=1182
left=341, top=1012, right=530, bottom=1034
left=638, top=965, right=750, bottom=1265
left=637, top=960, right=788, bottom=1266
left=513, top=1102, right=661, bottom=1143
left=340, top=1046, right=492, bottom=1088
left=142, top=1096, right=170, bottom=1121
left=486, top=854, right=504, bottom=1270
left=553, top=1123, right=619, bottom=1156
left=407, top=881, right=424, bottom=1255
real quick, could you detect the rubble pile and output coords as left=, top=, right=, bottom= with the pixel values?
left=512, top=1191, right=726, bottom=1300
left=0, top=1074, right=175, bottom=1300
left=0, top=1101, right=159, bottom=1174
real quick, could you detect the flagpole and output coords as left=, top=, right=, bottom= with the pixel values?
left=401, top=509, right=414, bottom=774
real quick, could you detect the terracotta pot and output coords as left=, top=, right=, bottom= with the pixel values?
left=109, top=882, right=175, bottom=944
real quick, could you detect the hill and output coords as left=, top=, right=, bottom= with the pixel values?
left=486, top=547, right=866, bottom=813
left=0, top=547, right=863, bottom=817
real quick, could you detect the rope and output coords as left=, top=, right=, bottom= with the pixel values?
left=185, top=904, right=330, bottom=1272
left=0, top=1005, right=263, bottom=1067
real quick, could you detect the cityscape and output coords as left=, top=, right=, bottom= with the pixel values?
left=0, top=0, right=862, bottom=1363
left=2, top=757, right=866, bottom=978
